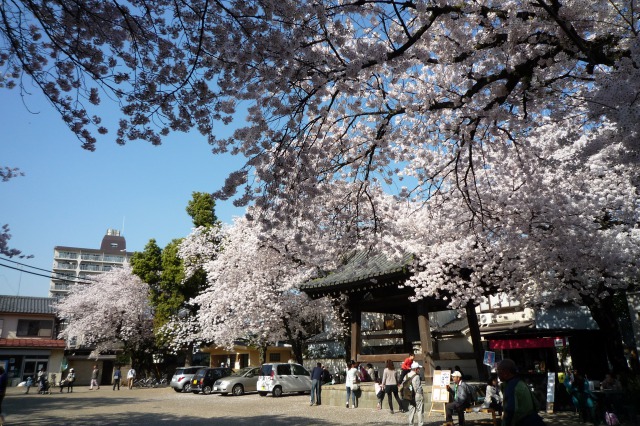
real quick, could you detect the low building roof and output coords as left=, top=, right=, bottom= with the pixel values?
left=0, top=295, right=56, bottom=315
left=0, top=338, right=66, bottom=349
left=300, top=251, right=413, bottom=296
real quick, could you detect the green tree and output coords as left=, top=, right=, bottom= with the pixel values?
left=131, top=192, right=221, bottom=366
left=186, top=192, right=218, bottom=228
left=130, top=239, right=162, bottom=287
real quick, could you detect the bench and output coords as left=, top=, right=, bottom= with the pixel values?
left=465, top=406, right=501, bottom=426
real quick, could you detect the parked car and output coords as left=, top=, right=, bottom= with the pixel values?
left=191, top=367, right=233, bottom=394
left=213, top=366, right=260, bottom=396
left=170, top=366, right=208, bottom=393
left=257, top=362, right=311, bottom=397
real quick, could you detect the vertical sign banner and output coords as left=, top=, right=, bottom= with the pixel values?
left=546, top=372, right=555, bottom=413
left=483, top=351, right=495, bottom=367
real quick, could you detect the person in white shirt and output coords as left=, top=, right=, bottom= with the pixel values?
left=127, top=367, right=136, bottom=389
left=482, top=373, right=503, bottom=415
left=345, top=360, right=359, bottom=408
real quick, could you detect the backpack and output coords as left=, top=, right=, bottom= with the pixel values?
left=401, top=377, right=415, bottom=401
left=462, top=382, right=476, bottom=406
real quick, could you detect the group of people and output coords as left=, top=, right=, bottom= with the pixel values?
left=342, top=353, right=426, bottom=424
left=443, top=359, right=544, bottom=426
left=21, top=365, right=137, bottom=396
left=336, top=355, right=544, bottom=426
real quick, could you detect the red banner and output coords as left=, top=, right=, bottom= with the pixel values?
left=489, top=337, right=558, bottom=350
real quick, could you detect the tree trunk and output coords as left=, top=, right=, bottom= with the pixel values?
left=184, top=343, right=193, bottom=366
left=586, top=295, right=630, bottom=374
left=466, top=302, right=489, bottom=381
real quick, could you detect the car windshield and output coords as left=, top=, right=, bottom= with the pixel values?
left=259, top=365, right=273, bottom=376
left=229, top=367, right=253, bottom=377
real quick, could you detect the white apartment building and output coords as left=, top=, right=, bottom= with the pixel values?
left=49, top=229, right=132, bottom=301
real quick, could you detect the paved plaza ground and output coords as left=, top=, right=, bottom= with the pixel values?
left=1, top=385, right=603, bottom=425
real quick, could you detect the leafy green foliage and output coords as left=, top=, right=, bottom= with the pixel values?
left=186, top=192, right=218, bottom=228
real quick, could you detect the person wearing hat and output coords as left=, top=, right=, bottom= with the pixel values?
left=444, top=370, right=472, bottom=426
left=65, top=368, right=75, bottom=393
left=403, top=361, right=424, bottom=426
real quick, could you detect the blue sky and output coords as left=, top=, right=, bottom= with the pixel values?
left=0, top=86, right=247, bottom=297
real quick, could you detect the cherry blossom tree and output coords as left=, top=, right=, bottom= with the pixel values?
left=55, top=264, right=154, bottom=363
left=190, top=214, right=338, bottom=364
left=2, top=1, right=637, bottom=223
left=5, top=0, right=639, bottom=370
left=380, top=121, right=639, bottom=372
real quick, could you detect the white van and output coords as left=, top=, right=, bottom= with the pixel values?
left=257, top=363, right=312, bottom=397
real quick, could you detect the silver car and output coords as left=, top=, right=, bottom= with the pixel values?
left=256, top=363, right=312, bottom=397
left=170, top=366, right=208, bottom=393
left=213, top=366, right=260, bottom=396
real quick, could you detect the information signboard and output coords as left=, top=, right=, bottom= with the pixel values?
left=428, top=369, right=451, bottom=416
left=431, top=370, right=451, bottom=402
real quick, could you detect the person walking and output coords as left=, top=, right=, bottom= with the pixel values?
left=89, top=365, right=100, bottom=390
left=66, top=368, right=75, bottom=393
left=0, top=366, right=7, bottom=425
left=310, top=362, right=323, bottom=406
left=497, top=359, right=546, bottom=426
left=25, top=376, right=33, bottom=394
left=444, top=370, right=472, bottom=426
left=404, top=362, right=424, bottom=426
left=345, top=360, right=359, bottom=409
left=127, top=367, right=136, bottom=389
left=112, top=366, right=122, bottom=391
left=381, top=359, right=403, bottom=414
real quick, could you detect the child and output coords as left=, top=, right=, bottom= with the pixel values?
left=374, top=378, right=384, bottom=410
left=25, top=376, right=33, bottom=394
left=399, top=352, right=415, bottom=383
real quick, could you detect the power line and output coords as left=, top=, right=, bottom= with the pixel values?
left=0, top=262, right=95, bottom=285
left=0, top=256, right=59, bottom=275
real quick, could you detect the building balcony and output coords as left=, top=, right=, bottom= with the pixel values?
left=51, top=283, right=71, bottom=291
left=54, top=263, right=77, bottom=270
left=79, top=264, right=101, bottom=271
left=55, top=252, right=78, bottom=260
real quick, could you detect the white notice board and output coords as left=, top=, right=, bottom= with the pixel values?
left=431, top=370, right=451, bottom=403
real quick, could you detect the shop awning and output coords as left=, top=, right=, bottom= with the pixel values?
left=0, top=338, right=66, bottom=349
left=489, top=337, right=560, bottom=350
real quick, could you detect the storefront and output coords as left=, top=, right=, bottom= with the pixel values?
left=0, top=343, right=66, bottom=386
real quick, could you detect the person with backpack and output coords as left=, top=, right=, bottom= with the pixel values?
left=443, top=370, right=473, bottom=426
left=497, top=359, right=546, bottom=426
left=403, top=361, right=424, bottom=426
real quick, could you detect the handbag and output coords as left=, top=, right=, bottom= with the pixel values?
left=351, top=383, right=359, bottom=391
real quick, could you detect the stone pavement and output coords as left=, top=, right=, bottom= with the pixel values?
left=0, top=385, right=609, bottom=425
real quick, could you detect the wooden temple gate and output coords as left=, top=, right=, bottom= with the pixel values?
left=300, top=252, right=488, bottom=384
